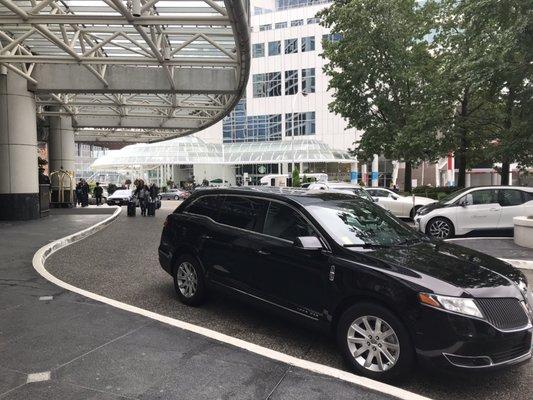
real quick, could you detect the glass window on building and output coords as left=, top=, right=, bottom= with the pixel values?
left=253, top=73, right=267, bottom=98
left=307, top=17, right=320, bottom=24
left=247, top=114, right=282, bottom=141
left=322, top=33, right=342, bottom=43
left=223, top=99, right=247, bottom=142
left=301, top=36, right=315, bottom=52
left=284, top=38, right=298, bottom=54
left=259, top=24, right=272, bottom=31
left=275, top=21, right=287, bottom=29
left=252, top=43, right=264, bottom=58
left=253, top=72, right=282, bottom=98
left=302, top=68, right=315, bottom=93
left=291, top=19, right=304, bottom=27
left=276, top=0, right=331, bottom=10
left=285, top=112, right=316, bottom=136
left=267, top=72, right=282, bottom=97
left=268, top=41, right=281, bottom=56
left=285, top=70, right=298, bottom=95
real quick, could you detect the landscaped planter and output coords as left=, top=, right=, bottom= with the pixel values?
left=514, top=216, right=533, bottom=249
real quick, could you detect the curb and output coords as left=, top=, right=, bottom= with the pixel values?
left=32, top=207, right=431, bottom=400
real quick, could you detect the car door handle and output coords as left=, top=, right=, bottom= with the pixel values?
left=257, top=249, right=270, bottom=256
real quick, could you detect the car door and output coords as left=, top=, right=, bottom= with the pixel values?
left=206, top=195, right=269, bottom=291
left=455, top=189, right=501, bottom=231
left=497, top=189, right=526, bottom=229
left=249, top=201, right=330, bottom=318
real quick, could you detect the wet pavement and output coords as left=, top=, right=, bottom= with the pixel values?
left=1, top=207, right=394, bottom=400
left=46, top=201, right=533, bottom=400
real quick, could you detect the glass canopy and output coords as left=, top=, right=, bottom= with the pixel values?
left=91, top=136, right=354, bottom=170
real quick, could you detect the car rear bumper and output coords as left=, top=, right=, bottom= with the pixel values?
left=413, top=304, right=533, bottom=371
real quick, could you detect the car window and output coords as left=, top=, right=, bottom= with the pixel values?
left=368, top=189, right=388, bottom=198
left=217, top=196, right=268, bottom=231
left=185, top=195, right=221, bottom=220
left=469, top=189, right=498, bottom=205
left=499, top=189, right=524, bottom=207
left=263, top=202, right=316, bottom=242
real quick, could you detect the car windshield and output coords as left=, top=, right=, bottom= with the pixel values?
left=438, top=187, right=471, bottom=204
left=337, top=187, right=374, bottom=202
left=306, top=199, right=421, bottom=247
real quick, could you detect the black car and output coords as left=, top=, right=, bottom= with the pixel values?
left=158, top=188, right=532, bottom=380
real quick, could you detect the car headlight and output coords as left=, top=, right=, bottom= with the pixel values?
left=417, top=206, right=431, bottom=216
left=419, top=293, right=483, bottom=319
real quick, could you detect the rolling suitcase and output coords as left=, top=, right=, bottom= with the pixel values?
left=147, top=200, right=156, bottom=216
left=127, top=201, right=136, bottom=217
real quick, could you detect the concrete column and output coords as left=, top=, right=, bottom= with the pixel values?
left=371, top=154, right=379, bottom=187
left=0, top=71, right=40, bottom=220
left=361, top=164, right=368, bottom=186
left=465, top=171, right=471, bottom=188
left=350, top=160, right=358, bottom=184
left=48, top=113, right=75, bottom=185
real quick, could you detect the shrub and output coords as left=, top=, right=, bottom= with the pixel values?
left=410, top=185, right=463, bottom=200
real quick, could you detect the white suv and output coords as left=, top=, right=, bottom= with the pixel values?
left=415, top=186, right=533, bottom=239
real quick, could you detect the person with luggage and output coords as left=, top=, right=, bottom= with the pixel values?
left=138, top=184, right=150, bottom=216
left=94, top=182, right=104, bottom=206
left=80, top=179, right=89, bottom=207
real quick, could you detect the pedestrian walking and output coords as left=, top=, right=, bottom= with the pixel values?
left=94, top=182, right=104, bottom=206
left=138, top=184, right=150, bottom=216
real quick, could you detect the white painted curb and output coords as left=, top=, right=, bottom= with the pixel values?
left=32, top=207, right=431, bottom=400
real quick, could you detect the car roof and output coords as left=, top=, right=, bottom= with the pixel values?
left=462, top=185, right=533, bottom=191
left=192, top=186, right=357, bottom=206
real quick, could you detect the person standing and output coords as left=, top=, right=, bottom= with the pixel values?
left=138, top=185, right=150, bottom=216
left=75, top=179, right=83, bottom=206
left=81, top=180, right=89, bottom=207
left=94, top=182, right=104, bottom=206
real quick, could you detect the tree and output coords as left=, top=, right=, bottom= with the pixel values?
left=449, top=0, right=533, bottom=184
left=319, top=0, right=444, bottom=191
left=292, top=167, right=301, bottom=187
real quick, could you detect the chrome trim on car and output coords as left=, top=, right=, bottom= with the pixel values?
left=443, top=350, right=532, bottom=369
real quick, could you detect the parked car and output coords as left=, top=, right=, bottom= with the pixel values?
left=415, top=186, right=533, bottom=239
left=106, top=189, right=134, bottom=206
left=159, top=188, right=533, bottom=380
left=106, top=189, right=162, bottom=209
left=159, top=188, right=189, bottom=200
left=366, top=188, right=436, bottom=219
left=307, top=182, right=375, bottom=202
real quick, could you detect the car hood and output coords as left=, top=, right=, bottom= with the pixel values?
left=348, top=241, right=524, bottom=298
left=417, top=201, right=448, bottom=214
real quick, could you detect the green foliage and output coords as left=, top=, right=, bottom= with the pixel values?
left=319, top=0, right=445, bottom=191
left=292, top=168, right=301, bottom=187
left=411, top=185, right=462, bottom=200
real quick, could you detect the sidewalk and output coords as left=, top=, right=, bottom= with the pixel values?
left=0, top=208, right=399, bottom=400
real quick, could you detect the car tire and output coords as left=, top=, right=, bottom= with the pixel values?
left=337, top=302, right=415, bottom=382
left=174, top=195, right=179, bottom=200
left=173, top=255, right=206, bottom=306
left=409, top=205, right=421, bottom=220
left=426, top=217, right=454, bottom=239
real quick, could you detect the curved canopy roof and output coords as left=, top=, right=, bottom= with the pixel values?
left=91, top=136, right=354, bottom=169
left=0, top=0, right=250, bottom=142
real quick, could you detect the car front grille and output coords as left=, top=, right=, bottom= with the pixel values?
left=475, top=298, right=530, bottom=330
left=489, top=341, right=531, bottom=364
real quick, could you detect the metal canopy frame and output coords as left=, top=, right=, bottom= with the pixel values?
left=0, top=0, right=250, bottom=142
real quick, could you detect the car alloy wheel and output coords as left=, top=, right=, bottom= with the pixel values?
left=176, top=261, right=198, bottom=298
left=347, top=316, right=400, bottom=372
left=429, top=219, right=452, bottom=239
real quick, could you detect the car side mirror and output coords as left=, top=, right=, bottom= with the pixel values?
left=460, top=194, right=473, bottom=207
left=294, top=236, right=323, bottom=250
left=391, top=195, right=398, bottom=200
left=373, top=197, right=379, bottom=202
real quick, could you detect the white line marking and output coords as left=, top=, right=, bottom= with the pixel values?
left=32, top=206, right=432, bottom=400
left=27, top=371, right=51, bottom=383
left=39, top=296, right=53, bottom=301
